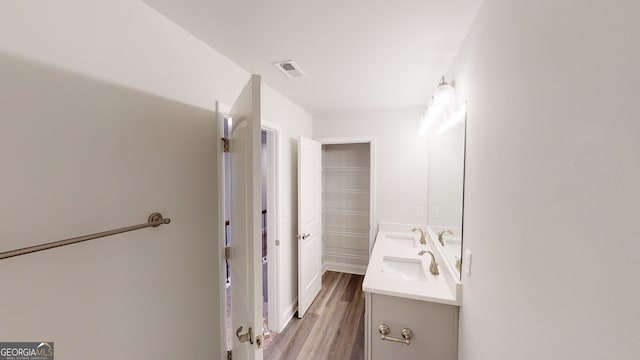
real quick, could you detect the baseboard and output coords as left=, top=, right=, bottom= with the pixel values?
left=324, top=261, right=367, bottom=275
left=278, top=296, right=298, bottom=332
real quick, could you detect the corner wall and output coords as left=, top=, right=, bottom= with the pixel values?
left=448, top=0, right=640, bottom=358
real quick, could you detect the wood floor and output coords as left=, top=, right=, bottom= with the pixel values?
left=265, top=271, right=365, bottom=360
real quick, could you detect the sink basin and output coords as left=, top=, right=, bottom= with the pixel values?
left=380, top=256, right=427, bottom=282
left=383, top=233, right=418, bottom=248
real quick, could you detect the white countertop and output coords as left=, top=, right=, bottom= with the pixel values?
left=362, top=223, right=461, bottom=306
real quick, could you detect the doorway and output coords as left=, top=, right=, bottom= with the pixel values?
left=261, top=126, right=278, bottom=344
left=224, top=115, right=279, bottom=353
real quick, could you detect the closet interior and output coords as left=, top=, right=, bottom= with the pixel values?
left=321, top=142, right=371, bottom=274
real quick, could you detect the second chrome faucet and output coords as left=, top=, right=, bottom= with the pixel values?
left=412, top=227, right=439, bottom=275
left=411, top=227, right=427, bottom=245
left=419, top=250, right=439, bottom=275
left=437, top=229, right=454, bottom=246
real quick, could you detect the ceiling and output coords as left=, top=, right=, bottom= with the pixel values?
left=145, top=0, right=484, bottom=115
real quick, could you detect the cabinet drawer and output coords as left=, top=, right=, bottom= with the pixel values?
left=370, top=293, right=458, bottom=360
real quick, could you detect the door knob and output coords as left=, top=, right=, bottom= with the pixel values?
left=297, top=233, right=310, bottom=240
left=256, top=327, right=271, bottom=349
left=236, top=326, right=253, bottom=344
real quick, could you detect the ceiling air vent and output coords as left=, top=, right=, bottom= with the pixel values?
left=273, top=60, right=308, bottom=79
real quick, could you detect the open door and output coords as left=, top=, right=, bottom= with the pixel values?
left=229, top=75, right=263, bottom=360
left=297, top=136, right=322, bottom=318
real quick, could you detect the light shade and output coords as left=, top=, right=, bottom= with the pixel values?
left=436, top=102, right=467, bottom=135
left=433, top=77, right=455, bottom=107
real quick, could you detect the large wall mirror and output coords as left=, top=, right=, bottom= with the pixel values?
left=426, top=109, right=466, bottom=280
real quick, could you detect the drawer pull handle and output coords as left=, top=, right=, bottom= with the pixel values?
left=378, top=323, right=413, bottom=345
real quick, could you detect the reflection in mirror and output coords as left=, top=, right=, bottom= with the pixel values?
left=426, top=106, right=466, bottom=280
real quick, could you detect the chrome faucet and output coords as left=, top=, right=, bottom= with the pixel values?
left=437, top=229, right=454, bottom=246
left=418, top=250, right=439, bottom=275
left=412, top=227, right=426, bottom=245
left=455, top=256, right=462, bottom=272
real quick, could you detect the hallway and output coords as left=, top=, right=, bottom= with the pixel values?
left=265, top=271, right=365, bottom=360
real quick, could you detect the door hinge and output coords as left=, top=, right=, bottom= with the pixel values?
left=227, top=349, right=232, bottom=360
left=221, top=137, right=230, bottom=153
left=225, top=246, right=231, bottom=260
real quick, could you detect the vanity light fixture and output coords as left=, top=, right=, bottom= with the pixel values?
left=433, top=76, right=455, bottom=107
left=436, top=102, right=467, bottom=136
left=419, top=76, right=464, bottom=136
left=418, top=98, right=436, bottom=135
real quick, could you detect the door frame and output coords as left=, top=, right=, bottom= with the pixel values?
left=216, top=101, right=231, bottom=360
left=316, top=136, right=377, bottom=255
left=317, top=136, right=375, bottom=360
left=261, top=120, right=281, bottom=333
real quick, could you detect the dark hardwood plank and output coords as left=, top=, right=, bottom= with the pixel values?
left=326, top=272, right=351, bottom=306
left=268, top=312, right=319, bottom=360
left=264, top=311, right=306, bottom=360
left=349, top=307, right=365, bottom=360
left=264, top=271, right=365, bottom=360
left=341, top=274, right=362, bottom=302
left=308, top=271, right=342, bottom=315
left=330, top=278, right=365, bottom=359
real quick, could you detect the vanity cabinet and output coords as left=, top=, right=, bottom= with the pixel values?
left=367, top=292, right=459, bottom=360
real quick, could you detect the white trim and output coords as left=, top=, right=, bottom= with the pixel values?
left=215, top=101, right=228, bottom=360
left=369, top=137, right=377, bottom=254
left=261, top=120, right=281, bottom=334
left=364, top=292, right=371, bottom=360
left=323, top=261, right=367, bottom=275
left=279, top=296, right=298, bottom=333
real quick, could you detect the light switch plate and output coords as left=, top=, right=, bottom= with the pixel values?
left=416, top=206, right=425, bottom=218
left=464, top=248, right=472, bottom=276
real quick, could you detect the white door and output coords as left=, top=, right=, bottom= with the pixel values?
left=229, top=75, right=263, bottom=360
left=297, top=136, right=323, bottom=318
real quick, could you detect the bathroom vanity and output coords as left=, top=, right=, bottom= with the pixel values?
left=359, top=89, right=467, bottom=359
left=363, top=223, right=461, bottom=360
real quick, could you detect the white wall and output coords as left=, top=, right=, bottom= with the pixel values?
left=314, top=108, right=429, bottom=228
left=0, top=0, right=313, bottom=357
left=0, top=0, right=247, bottom=111
left=448, top=0, right=640, bottom=358
left=262, top=86, right=313, bottom=329
left=0, top=50, right=221, bottom=360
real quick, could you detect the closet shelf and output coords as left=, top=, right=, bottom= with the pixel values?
left=323, top=188, right=370, bottom=194
left=324, top=228, right=370, bottom=238
left=323, top=166, right=370, bottom=172
left=324, top=208, right=369, bottom=216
